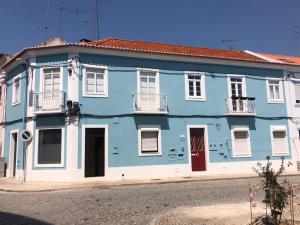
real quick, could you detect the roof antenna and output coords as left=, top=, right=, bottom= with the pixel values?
left=95, top=0, right=100, bottom=39
left=221, top=39, right=240, bottom=50
left=59, top=5, right=79, bottom=39
left=44, top=0, right=50, bottom=40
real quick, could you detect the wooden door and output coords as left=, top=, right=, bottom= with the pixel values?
left=190, top=128, right=206, bottom=171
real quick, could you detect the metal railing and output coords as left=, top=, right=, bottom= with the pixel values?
left=226, top=96, right=255, bottom=115
left=33, top=91, right=65, bottom=113
left=133, top=93, right=168, bottom=113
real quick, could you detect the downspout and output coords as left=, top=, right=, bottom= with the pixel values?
left=21, top=63, right=29, bottom=182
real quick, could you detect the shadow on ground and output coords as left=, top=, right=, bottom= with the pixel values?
left=0, top=211, right=52, bottom=225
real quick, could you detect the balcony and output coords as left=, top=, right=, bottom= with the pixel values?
left=226, top=96, right=256, bottom=116
left=133, top=93, right=168, bottom=114
left=33, top=91, right=65, bottom=114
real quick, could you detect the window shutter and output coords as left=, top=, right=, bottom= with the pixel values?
left=272, top=130, right=287, bottom=154
left=233, top=131, right=249, bottom=155
left=294, top=84, right=300, bottom=103
left=141, top=131, right=158, bottom=152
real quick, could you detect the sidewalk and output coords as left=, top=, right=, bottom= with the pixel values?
left=0, top=172, right=299, bottom=193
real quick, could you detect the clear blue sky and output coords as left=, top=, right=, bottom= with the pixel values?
left=1, top=0, right=300, bottom=56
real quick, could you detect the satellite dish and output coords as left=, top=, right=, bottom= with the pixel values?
left=21, top=129, right=33, bottom=142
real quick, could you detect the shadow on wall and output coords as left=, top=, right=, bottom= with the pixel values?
left=133, top=116, right=170, bottom=130
left=0, top=211, right=52, bottom=225
left=226, top=116, right=256, bottom=130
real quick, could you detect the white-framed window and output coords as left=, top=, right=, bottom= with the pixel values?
left=42, top=67, right=61, bottom=98
left=12, top=75, right=21, bottom=105
left=185, top=72, right=206, bottom=100
left=266, top=78, right=284, bottom=103
left=270, top=125, right=289, bottom=156
left=137, top=69, right=159, bottom=98
left=231, top=126, right=251, bottom=157
left=138, top=125, right=161, bottom=156
left=35, top=127, right=64, bottom=167
left=294, top=82, right=300, bottom=104
left=83, top=65, right=108, bottom=97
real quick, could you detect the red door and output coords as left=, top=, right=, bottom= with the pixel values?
left=190, top=128, right=206, bottom=171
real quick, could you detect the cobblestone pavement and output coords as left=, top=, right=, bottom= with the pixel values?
left=0, top=176, right=299, bottom=225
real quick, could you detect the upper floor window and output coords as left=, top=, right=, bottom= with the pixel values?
left=185, top=72, right=205, bottom=100
left=83, top=66, right=108, bottom=97
left=266, top=79, right=284, bottom=103
left=229, top=76, right=246, bottom=97
left=294, top=82, right=300, bottom=104
left=12, top=76, right=21, bottom=106
left=43, top=68, right=61, bottom=96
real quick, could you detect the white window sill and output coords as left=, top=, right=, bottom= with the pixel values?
left=34, top=163, right=64, bottom=168
left=83, top=93, right=108, bottom=98
left=186, top=97, right=206, bottom=101
left=272, top=153, right=289, bottom=157
left=12, top=101, right=20, bottom=106
left=138, top=153, right=162, bottom=157
left=232, top=154, right=252, bottom=158
left=267, top=100, right=284, bottom=104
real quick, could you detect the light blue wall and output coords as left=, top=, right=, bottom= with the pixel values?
left=3, top=52, right=290, bottom=173
left=76, top=53, right=289, bottom=168
left=4, top=64, right=27, bottom=170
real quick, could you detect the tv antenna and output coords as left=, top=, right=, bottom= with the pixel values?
left=44, top=0, right=50, bottom=40
left=293, top=26, right=300, bottom=39
left=221, top=39, right=240, bottom=50
left=59, top=6, right=79, bottom=38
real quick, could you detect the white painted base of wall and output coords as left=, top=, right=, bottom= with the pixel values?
left=23, top=159, right=299, bottom=182
left=26, top=169, right=82, bottom=182
left=6, top=169, right=25, bottom=182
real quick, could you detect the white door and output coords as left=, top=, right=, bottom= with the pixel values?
left=139, top=71, right=159, bottom=111
left=229, top=77, right=245, bottom=112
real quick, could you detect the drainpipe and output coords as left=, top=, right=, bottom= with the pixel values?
left=21, top=62, right=29, bottom=182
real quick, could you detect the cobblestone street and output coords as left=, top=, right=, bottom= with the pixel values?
left=0, top=176, right=299, bottom=225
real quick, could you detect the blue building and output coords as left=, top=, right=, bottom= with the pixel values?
left=1, top=38, right=297, bottom=181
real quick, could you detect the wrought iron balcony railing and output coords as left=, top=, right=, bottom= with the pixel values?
left=33, top=91, right=65, bottom=114
left=226, top=96, right=255, bottom=115
left=133, top=93, right=168, bottom=114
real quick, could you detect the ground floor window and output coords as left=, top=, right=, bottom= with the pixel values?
left=231, top=126, right=251, bottom=157
left=36, top=128, right=63, bottom=166
left=270, top=126, right=289, bottom=156
left=138, top=125, right=161, bottom=156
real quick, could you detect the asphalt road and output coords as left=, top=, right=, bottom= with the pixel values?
left=0, top=176, right=299, bottom=225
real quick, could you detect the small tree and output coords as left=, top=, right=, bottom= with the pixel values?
left=253, top=156, right=292, bottom=225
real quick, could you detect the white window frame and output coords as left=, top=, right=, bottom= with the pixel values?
left=40, top=67, right=63, bottom=94
left=185, top=71, right=206, bottom=101
left=270, top=125, right=289, bottom=156
left=137, top=68, right=160, bottom=95
left=138, top=125, right=162, bottom=156
left=82, top=64, right=108, bottom=97
left=12, top=75, right=21, bottom=106
left=227, top=75, right=247, bottom=97
left=266, top=78, right=284, bottom=103
left=231, top=126, right=252, bottom=157
left=34, top=127, right=65, bottom=168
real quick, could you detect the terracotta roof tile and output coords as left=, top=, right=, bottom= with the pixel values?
left=81, top=38, right=267, bottom=63
left=260, top=53, right=300, bottom=65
